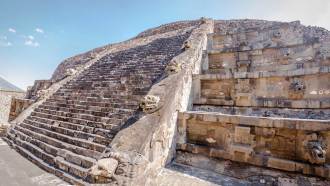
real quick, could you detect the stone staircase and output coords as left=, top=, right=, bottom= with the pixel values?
left=176, top=21, right=330, bottom=179
left=6, top=32, right=191, bottom=184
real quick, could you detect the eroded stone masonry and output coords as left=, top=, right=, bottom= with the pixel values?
left=4, top=18, right=330, bottom=185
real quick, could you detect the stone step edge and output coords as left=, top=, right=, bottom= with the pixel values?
left=24, top=118, right=110, bottom=146
left=13, top=125, right=103, bottom=159
left=39, top=103, right=135, bottom=116
left=19, top=122, right=106, bottom=152
left=176, top=143, right=330, bottom=178
left=179, top=111, right=330, bottom=131
left=34, top=107, right=113, bottom=124
left=28, top=115, right=115, bottom=138
left=5, top=134, right=88, bottom=185
left=11, top=126, right=97, bottom=168
left=45, top=97, right=140, bottom=108
left=32, top=111, right=121, bottom=131
left=35, top=106, right=131, bottom=125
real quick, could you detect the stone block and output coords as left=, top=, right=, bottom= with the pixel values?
left=209, top=148, right=231, bottom=159
left=234, top=126, right=252, bottom=145
left=267, top=157, right=296, bottom=172
left=238, top=52, right=249, bottom=61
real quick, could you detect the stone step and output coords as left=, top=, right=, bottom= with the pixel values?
left=18, top=122, right=106, bottom=152
left=34, top=105, right=135, bottom=129
left=54, top=156, right=90, bottom=180
left=24, top=118, right=110, bottom=146
left=8, top=129, right=56, bottom=166
left=10, top=128, right=97, bottom=168
left=85, top=67, right=164, bottom=73
left=31, top=111, right=121, bottom=130
left=39, top=104, right=110, bottom=118
left=39, top=103, right=135, bottom=116
left=53, top=91, right=142, bottom=100
left=7, top=132, right=87, bottom=185
left=49, top=94, right=140, bottom=106
left=35, top=107, right=114, bottom=123
left=13, top=125, right=103, bottom=159
left=87, top=64, right=165, bottom=70
left=51, top=93, right=140, bottom=103
left=28, top=115, right=115, bottom=138
left=66, top=74, right=161, bottom=85
left=66, top=79, right=154, bottom=87
left=44, top=98, right=139, bottom=110
left=74, top=75, right=160, bottom=82
left=33, top=108, right=127, bottom=129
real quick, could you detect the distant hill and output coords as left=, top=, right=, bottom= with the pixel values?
left=0, top=76, right=23, bottom=92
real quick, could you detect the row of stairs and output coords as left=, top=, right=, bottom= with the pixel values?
left=6, top=32, right=191, bottom=184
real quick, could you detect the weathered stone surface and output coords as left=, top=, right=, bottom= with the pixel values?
left=4, top=18, right=330, bottom=185
left=176, top=18, right=330, bottom=182
left=0, top=90, right=25, bottom=125
left=26, top=80, right=53, bottom=100
left=140, top=95, right=161, bottom=113
left=89, top=158, right=118, bottom=182
left=9, top=98, right=33, bottom=122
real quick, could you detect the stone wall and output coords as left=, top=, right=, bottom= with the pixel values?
left=177, top=112, right=330, bottom=177
left=0, top=90, right=25, bottom=125
left=176, top=18, right=330, bottom=180
left=193, top=73, right=330, bottom=108
left=25, top=80, right=53, bottom=100
left=8, top=98, right=33, bottom=122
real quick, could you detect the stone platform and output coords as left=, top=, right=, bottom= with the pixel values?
left=176, top=19, right=330, bottom=180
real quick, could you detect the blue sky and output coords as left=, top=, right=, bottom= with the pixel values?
left=1, top=0, right=329, bottom=89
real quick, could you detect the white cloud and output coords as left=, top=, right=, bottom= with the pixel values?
left=24, top=40, right=39, bottom=47
left=8, top=28, right=16, bottom=33
left=35, top=28, right=44, bottom=34
left=28, top=35, right=34, bottom=40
